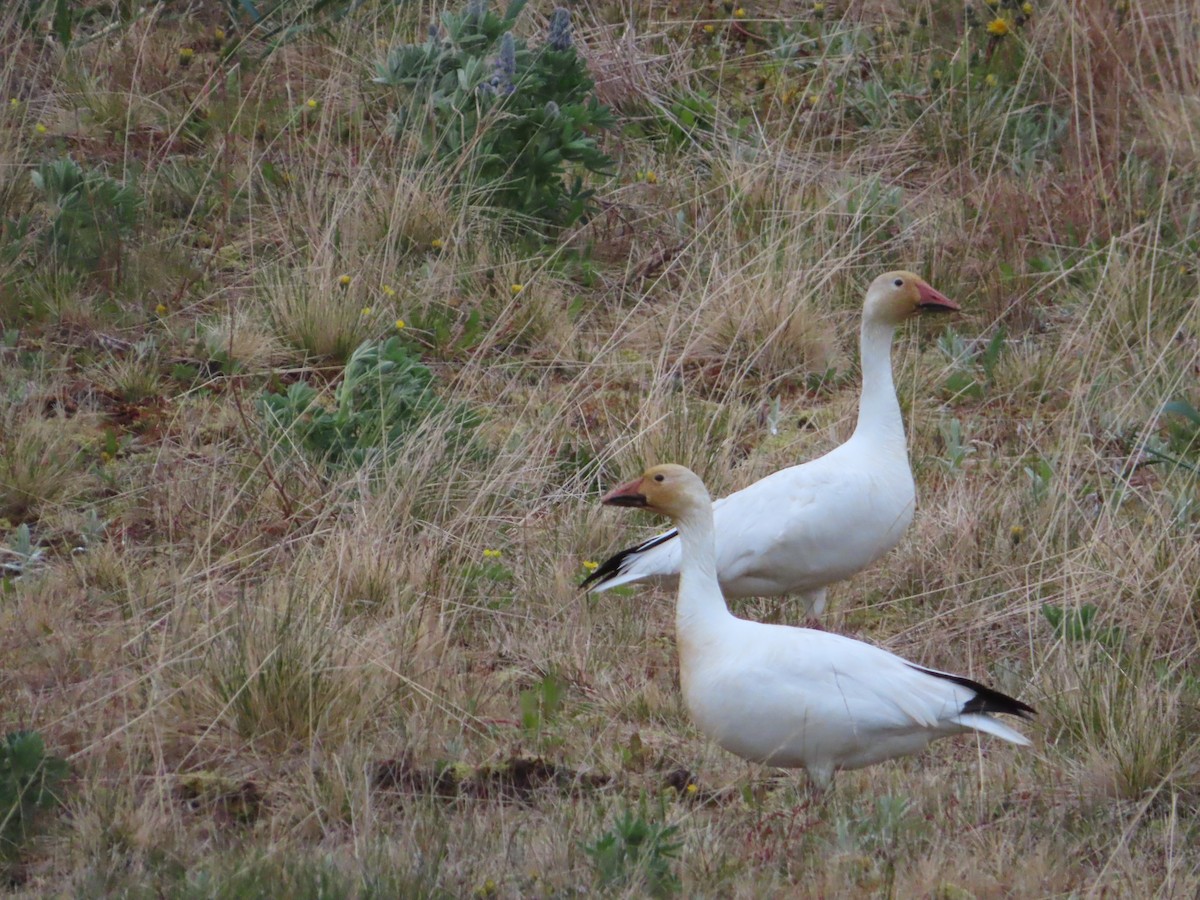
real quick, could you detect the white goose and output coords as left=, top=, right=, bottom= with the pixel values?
left=584, top=271, right=959, bottom=618
left=601, top=464, right=1035, bottom=789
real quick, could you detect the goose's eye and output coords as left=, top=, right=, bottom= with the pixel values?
left=654, top=474, right=665, bottom=482
left=893, top=278, right=904, bottom=288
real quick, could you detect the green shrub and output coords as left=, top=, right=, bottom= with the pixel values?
left=258, top=336, right=473, bottom=469
left=585, top=799, right=681, bottom=897
left=1, top=731, right=69, bottom=868
left=30, top=157, right=141, bottom=277
left=375, top=1, right=614, bottom=234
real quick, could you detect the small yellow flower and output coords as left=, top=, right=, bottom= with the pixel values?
left=812, top=1, right=825, bottom=12
left=338, top=274, right=351, bottom=287
left=985, top=73, right=998, bottom=87
left=9, top=98, right=19, bottom=108
left=361, top=306, right=373, bottom=316
left=703, top=23, right=715, bottom=34
left=1010, top=525, right=1026, bottom=544
left=431, top=238, right=444, bottom=249
left=644, top=170, right=658, bottom=184
left=1021, top=2, right=1033, bottom=14
left=35, top=123, right=47, bottom=134
left=1179, top=265, right=1189, bottom=275
left=178, top=47, right=194, bottom=65
left=583, top=560, right=599, bottom=572
left=985, top=0, right=999, bottom=6
left=510, top=283, right=523, bottom=296
left=395, top=318, right=406, bottom=330
left=483, top=548, right=502, bottom=559
left=214, top=27, right=226, bottom=42
left=100, top=451, right=112, bottom=463
left=986, top=18, right=1010, bottom=37
left=306, top=98, right=318, bottom=110
left=733, top=7, right=746, bottom=18
left=804, top=92, right=819, bottom=107
left=932, top=68, right=944, bottom=80
left=685, top=783, right=699, bottom=794
left=382, top=285, right=396, bottom=297
left=155, top=303, right=167, bottom=315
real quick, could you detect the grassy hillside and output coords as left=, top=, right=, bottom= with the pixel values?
left=1, top=0, right=1198, bottom=894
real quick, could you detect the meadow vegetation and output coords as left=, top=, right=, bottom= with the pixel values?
left=1, top=0, right=1198, bottom=894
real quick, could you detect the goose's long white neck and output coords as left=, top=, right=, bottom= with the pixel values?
left=673, top=503, right=732, bottom=636
left=852, top=315, right=906, bottom=447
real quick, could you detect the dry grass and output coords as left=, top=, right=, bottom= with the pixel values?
left=1, top=0, right=1199, bottom=895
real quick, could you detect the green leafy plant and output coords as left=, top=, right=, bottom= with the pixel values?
left=1024, top=456, right=1053, bottom=503
left=519, top=671, right=564, bottom=746
left=1042, top=603, right=1123, bottom=648
left=1, top=731, right=69, bottom=867
left=936, top=417, right=975, bottom=473
left=30, top=157, right=141, bottom=277
left=938, top=327, right=1005, bottom=402
left=258, top=336, right=473, bottom=469
left=375, top=1, right=614, bottom=234
left=1143, top=399, right=1200, bottom=474
left=585, top=799, right=681, bottom=897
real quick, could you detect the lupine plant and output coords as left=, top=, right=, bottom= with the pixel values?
left=375, top=1, right=614, bottom=234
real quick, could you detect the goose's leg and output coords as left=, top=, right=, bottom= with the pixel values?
left=801, top=587, right=828, bottom=630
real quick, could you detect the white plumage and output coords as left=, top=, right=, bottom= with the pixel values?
left=601, top=464, right=1035, bottom=788
left=584, top=271, right=959, bottom=618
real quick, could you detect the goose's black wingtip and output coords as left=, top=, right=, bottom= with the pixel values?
left=580, top=530, right=680, bottom=592
left=580, top=547, right=636, bottom=591
left=909, top=664, right=1037, bottom=720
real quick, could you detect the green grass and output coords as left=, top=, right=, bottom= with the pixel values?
left=1, top=0, right=1199, bottom=894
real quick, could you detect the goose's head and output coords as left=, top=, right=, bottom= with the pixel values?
left=601, top=464, right=711, bottom=520
left=864, top=270, right=959, bottom=325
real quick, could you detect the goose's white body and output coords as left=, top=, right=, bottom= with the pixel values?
left=586, top=273, right=955, bottom=617
left=601, top=465, right=1035, bottom=787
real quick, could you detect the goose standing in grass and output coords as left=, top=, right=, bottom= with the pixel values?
left=584, top=271, right=959, bottom=619
left=601, top=464, right=1035, bottom=789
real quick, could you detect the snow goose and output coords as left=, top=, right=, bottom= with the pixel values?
left=601, top=464, right=1035, bottom=789
left=584, top=271, right=959, bottom=619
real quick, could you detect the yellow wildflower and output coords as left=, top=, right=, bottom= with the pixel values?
left=306, top=98, right=318, bottom=110
left=361, top=306, right=373, bottom=316
left=932, top=68, right=944, bottom=80
left=395, top=318, right=406, bottom=330
left=510, top=283, right=523, bottom=295
left=178, top=47, right=194, bottom=65
left=985, top=73, right=998, bottom=87
left=214, top=27, right=226, bottom=42
left=155, top=303, right=167, bottom=315
left=431, top=238, right=444, bottom=249
left=986, top=18, right=1010, bottom=37
left=382, top=285, right=396, bottom=297
left=1010, top=525, right=1026, bottom=544
left=483, top=548, right=502, bottom=559
left=1021, top=2, right=1033, bottom=14
left=35, top=123, right=47, bottom=134
left=644, top=171, right=658, bottom=184
left=338, top=274, right=351, bottom=287
left=583, top=560, right=599, bottom=572
left=703, top=24, right=715, bottom=34
left=685, top=783, right=699, bottom=794
left=733, top=7, right=746, bottom=18
left=812, top=1, right=825, bottom=12
left=9, top=98, right=19, bottom=108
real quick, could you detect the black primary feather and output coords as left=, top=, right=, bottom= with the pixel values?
left=580, top=529, right=679, bottom=590
left=907, top=665, right=1037, bottom=719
